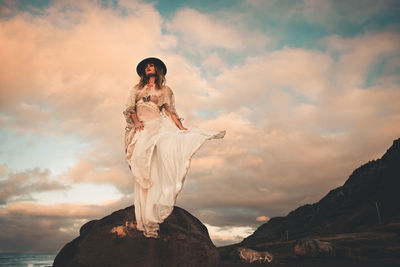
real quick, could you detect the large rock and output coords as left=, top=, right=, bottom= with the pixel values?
left=294, top=239, right=335, bottom=258
left=53, top=206, right=220, bottom=267
left=233, top=247, right=274, bottom=263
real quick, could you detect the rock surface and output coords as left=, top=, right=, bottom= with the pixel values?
left=53, top=206, right=220, bottom=267
left=293, top=239, right=334, bottom=257
left=233, top=247, right=273, bottom=263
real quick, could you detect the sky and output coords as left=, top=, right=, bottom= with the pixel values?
left=0, top=0, right=399, bottom=252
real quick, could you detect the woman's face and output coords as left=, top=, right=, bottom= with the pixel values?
left=145, top=63, right=156, bottom=76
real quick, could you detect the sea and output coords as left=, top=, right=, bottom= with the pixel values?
left=0, top=253, right=56, bottom=267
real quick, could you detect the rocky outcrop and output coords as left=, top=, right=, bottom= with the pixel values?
left=53, top=206, right=220, bottom=267
left=233, top=247, right=273, bottom=263
left=294, top=239, right=335, bottom=258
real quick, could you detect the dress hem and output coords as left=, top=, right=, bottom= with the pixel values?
left=157, top=129, right=226, bottom=222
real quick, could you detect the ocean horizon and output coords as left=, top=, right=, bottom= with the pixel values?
left=0, top=253, right=56, bottom=267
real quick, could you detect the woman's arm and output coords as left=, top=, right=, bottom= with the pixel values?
left=163, top=86, right=187, bottom=130
left=168, top=111, right=187, bottom=130
left=130, top=113, right=144, bottom=131
left=123, top=85, right=142, bottom=130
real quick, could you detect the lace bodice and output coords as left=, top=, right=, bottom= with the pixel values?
left=123, top=84, right=180, bottom=130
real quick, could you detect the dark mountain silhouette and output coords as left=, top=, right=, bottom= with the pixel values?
left=245, top=138, right=399, bottom=244
left=219, top=137, right=400, bottom=263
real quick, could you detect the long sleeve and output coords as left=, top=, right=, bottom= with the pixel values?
left=162, top=86, right=182, bottom=121
left=123, top=85, right=137, bottom=129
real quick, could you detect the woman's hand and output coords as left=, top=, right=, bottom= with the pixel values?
left=130, top=113, right=144, bottom=132
left=167, top=112, right=187, bottom=130
left=134, top=121, right=144, bottom=131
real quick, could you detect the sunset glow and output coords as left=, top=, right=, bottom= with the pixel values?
left=1, top=0, right=399, bottom=252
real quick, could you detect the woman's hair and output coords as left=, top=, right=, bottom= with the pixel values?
left=138, top=63, right=166, bottom=89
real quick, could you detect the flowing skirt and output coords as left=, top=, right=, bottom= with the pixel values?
left=125, top=115, right=225, bottom=237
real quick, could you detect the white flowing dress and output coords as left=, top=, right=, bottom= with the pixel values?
left=123, top=84, right=225, bottom=238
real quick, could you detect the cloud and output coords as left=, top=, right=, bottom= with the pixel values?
left=205, top=223, right=255, bottom=247
left=0, top=197, right=133, bottom=252
left=323, top=32, right=400, bottom=88
left=0, top=0, right=163, bottom=137
left=166, top=8, right=268, bottom=53
left=245, top=0, right=400, bottom=34
left=0, top=164, right=7, bottom=177
left=201, top=52, right=228, bottom=77
left=58, top=154, right=135, bottom=195
left=210, top=47, right=332, bottom=112
left=167, top=8, right=243, bottom=51
left=0, top=165, right=69, bottom=205
left=256, top=216, right=270, bottom=222
left=300, top=0, right=400, bottom=29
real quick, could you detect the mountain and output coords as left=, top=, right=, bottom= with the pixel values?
left=219, top=137, right=400, bottom=262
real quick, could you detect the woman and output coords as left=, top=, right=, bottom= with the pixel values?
left=123, top=57, right=226, bottom=238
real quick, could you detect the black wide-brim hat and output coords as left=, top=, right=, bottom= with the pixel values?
left=136, top=57, right=167, bottom=76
